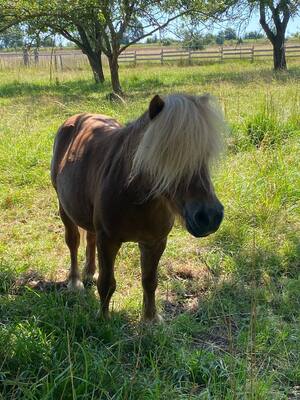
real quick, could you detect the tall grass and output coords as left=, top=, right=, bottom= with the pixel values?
left=0, top=60, right=299, bottom=399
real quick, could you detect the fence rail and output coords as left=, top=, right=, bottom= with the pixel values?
left=0, top=45, right=299, bottom=69
left=118, top=45, right=300, bottom=65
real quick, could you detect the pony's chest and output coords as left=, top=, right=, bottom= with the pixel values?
left=98, top=195, right=175, bottom=242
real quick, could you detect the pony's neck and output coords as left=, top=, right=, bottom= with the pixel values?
left=114, top=111, right=150, bottom=172
left=115, top=111, right=165, bottom=202
left=122, top=111, right=150, bottom=148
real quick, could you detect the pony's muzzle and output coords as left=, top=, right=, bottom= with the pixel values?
left=184, top=201, right=224, bottom=238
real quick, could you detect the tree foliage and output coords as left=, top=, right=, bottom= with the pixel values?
left=224, top=27, right=237, bottom=40
left=0, top=25, right=23, bottom=48
left=182, top=30, right=215, bottom=49
left=244, top=30, right=264, bottom=39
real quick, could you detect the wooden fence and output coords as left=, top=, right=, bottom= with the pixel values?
left=118, top=45, right=300, bottom=65
left=0, top=45, right=299, bottom=69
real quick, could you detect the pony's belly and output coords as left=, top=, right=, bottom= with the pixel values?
left=56, top=177, right=94, bottom=231
left=60, top=196, right=94, bottom=231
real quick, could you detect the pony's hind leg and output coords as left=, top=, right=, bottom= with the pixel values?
left=96, top=232, right=121, bottom=318
left=82, top=231, right=97, bottom=285
left=139, top=238, right=167, bottom=322
left=59, top=203, right=84, bottom=291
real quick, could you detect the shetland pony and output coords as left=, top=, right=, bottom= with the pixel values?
left=51, top=94, right=225, bottom=321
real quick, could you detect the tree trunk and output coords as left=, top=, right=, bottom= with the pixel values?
left=108, top=54, right=123, bottom=94
left=272, top=36, right=287, bottom=70
left=86, top=51, right=105, bottom=83
left=259, top=3, right=289, bottom=72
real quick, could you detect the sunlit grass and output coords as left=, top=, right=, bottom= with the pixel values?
left=0, top=60, right=299, bottom=399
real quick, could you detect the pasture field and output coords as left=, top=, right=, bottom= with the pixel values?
left=0, top=60, right=299, bottom=399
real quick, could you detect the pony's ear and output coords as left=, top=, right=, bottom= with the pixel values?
left=149, top=95, right=164, bottom=120
left=199, top=93, right=211, bottom=105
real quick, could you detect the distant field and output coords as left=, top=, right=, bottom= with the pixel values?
left=1, top=40, right=300, bottom=70
left=127, top=37, right=300, bottom=52
left=0, top=60, right=299, bottom=399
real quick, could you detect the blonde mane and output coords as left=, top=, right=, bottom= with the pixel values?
left=130, top=93, right=225, bottom=197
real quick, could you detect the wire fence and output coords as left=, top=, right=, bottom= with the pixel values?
left=0, top=45, right=299, bottom=70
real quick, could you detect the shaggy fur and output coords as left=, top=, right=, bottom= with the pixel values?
left=130, top=94, right=224, bottom=197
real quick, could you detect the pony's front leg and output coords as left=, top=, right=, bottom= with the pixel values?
left=96, top=233, right=121, bottom=319
left=139, top=238, right=167, bottom=322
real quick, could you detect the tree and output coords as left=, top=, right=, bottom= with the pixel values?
left=0, top=23, right=53, bottom=50
left=258, top=0, right=299, bottom=70
left=146, top=34, right=159, bottom=43
left=22, top=23, right=57, bottom=49
left=224, top=27, right=237, bottom=40
left=0, top=0, right=235, bottom=93
left=244, top=30, right=264, bottom=39
left=91, top=1, right=191, bottom=94
left=216, top=30, right=225, bottom=44
left=0, top=1, right=106, bottom=83
left=0, top=1, right=194, bottom=93
left=0, top=25, right=24, bottom=49
left=228, top=0, right=300, bottom=70
left=182, top=30, right=215, bottom=50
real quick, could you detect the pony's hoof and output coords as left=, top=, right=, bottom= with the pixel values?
left=67, top=279, right=84, bottom=291
left=96, top=309, right=110, bottom=320
left=142, top=313, right=164, bottom=324
left=82, top=273, right=98, bottom=287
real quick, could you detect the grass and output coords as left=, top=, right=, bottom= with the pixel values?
left=0, top=60, right=299, bottom=399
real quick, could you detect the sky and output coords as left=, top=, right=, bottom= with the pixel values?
left=245, top=12, right=300, bottom=35
left=159, top=10, right=300, bottom=40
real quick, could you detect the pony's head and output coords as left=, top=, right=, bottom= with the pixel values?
left=131, top=93, right=225, bottom=237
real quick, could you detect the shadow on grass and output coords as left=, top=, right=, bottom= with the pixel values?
left=0, top=244, right=299, bottom=398
left=0, top=79, right=109, bottom=100
left=162, top=229, right=300, bottom=349
left=193, top=65, right=300, bottom=86
left=1, top=64, right=299, bottom=102
left=0, top=267, right=214, bottom=399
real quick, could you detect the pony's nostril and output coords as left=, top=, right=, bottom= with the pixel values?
left=195, top=210, right=210, bottom=226
left=213, top=210, right=223, bottom=227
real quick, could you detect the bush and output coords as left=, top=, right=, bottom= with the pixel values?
left=246, top=111, right=293, bottom=148
left=244, top=31, right=265, bottom=40
left=182, top=32, right=214, bottom=50
left=216, top=31, right=225, bottom=45
left=162, top=38, right=173, bottom=46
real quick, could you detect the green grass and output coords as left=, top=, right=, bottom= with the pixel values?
left=0, top=60, right=299, bottom=399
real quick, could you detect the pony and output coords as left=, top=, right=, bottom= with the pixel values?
left=51, top=93, right=225, bottom=322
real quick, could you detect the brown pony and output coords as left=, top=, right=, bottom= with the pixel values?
left=51, top=93, right=225, bottom=321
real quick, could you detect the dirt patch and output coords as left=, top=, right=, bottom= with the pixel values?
left=11, top=268, right=68, bottom=293
left=192, top=318, right=238, bottom=353
left=166, top=261, right=212, bottom=286
left=162, top=261, right=214, bottom=317
left=163, top=295, right=199, bottom=317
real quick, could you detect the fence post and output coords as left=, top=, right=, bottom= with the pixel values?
left=54, top=52, right=58, bottom=71
left=134, top=50, right=137, bottom=66
left=188, top=49, right=192, bottom=65
left=60, top=55, right=63, bottom=71
left=23, top=47, right=29, bottom=67
left=220, top=47, right=223, bottom=63
left=251, top=45, right=254, bottom=62
left=161, top=48, right=163, bottom=65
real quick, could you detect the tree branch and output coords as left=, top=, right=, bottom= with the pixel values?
left=119, top=10, right=191, bottom=53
